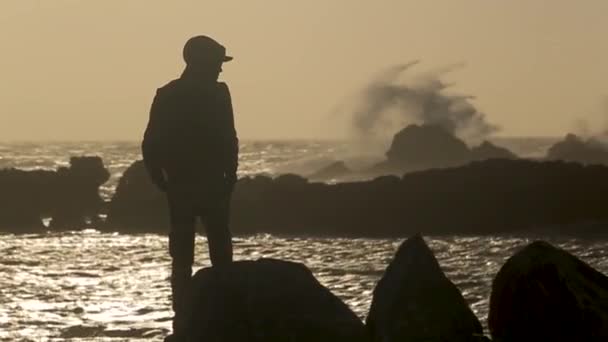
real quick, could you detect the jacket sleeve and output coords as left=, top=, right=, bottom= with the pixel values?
left=141, top=89, right=166, bottom=187
left=218, top=83, right=239, bottom=180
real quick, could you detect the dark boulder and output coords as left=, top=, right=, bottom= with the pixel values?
left=546, top=133, right=608, bottom=165
left=489, top=241, right=608, bottom=342
left=50, top=156, right=110, bottom=229
left=104, top=160, right=168, bottom=232
left=183, top=258, right=366, bottom=341
left=105, top=158, right=608, bottom=237
left=470, top=141, right=517, bottom=161
left=0, top=168, right=55, bottom=232
left=367, top=234, right=486, bottom=341
left=0, top=156, right=109, bottom=232
left=385, top=124, right=471, bottom=169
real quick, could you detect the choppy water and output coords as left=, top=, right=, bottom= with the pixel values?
left=1, top=139, right=606, bottom=341
left=0, top=232, right=607, bottom=341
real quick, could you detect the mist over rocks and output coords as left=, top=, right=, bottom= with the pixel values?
left=310, top=124, right=518, bottom=181
left=345, top=62, right=498, bottom=143
left=0, top=156, right=109, bottom=232
left=366, top=124, right=517, bottom=176
left=367, top=234, right=486, bottom=341
left=546, top=133, right=608, bottom=165
left=104, top=158, right=608, bottom=237
left=488, top=241, right=608, bottom=341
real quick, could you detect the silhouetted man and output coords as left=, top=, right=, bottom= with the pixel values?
left=142, top=35, right=238, bottom=341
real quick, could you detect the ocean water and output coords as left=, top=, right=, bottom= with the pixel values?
left=0, top=139, right=606, bottom=341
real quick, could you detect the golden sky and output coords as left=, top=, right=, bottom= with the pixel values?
left=1, top=1, right=607, bottom=140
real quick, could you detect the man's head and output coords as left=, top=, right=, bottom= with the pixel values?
left=182, top=35, right=232, bottom=80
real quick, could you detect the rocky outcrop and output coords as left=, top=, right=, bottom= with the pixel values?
left=489, top=241, right=608, bottom=341
left=0, top=169, right=56, bottom=232
left=546, top=133, right=608, bottom=165
left=182, top=258, right=366, bottom=341
left=470, top=140, right=517, bottom=161
left=105, top=158, right=608, bottom=237
left=0, top=156, right=109, bottom=232
left=368, top=124, right=517, bottom=175
left=103, top=160, right=168, bottom=233
left=385, top=124, right=472, bottom=170
left=50, top=157, right=110, bottom=229
left=367, top=234, right=486, bottom=341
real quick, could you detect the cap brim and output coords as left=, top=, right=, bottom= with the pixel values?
left=223, top=56, right=234, bottom=62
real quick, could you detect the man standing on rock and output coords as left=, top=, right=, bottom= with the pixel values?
left=142, top=35, right=238, bottom=341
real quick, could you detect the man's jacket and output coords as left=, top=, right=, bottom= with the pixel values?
left=142, top=77, right=238, bottom=193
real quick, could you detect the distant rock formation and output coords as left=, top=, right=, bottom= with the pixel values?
left=104, top=160, right=168, bottom=233
left=470, top=141, right=518, bottom=161
left=104, top=158, right=608, bottom=237
left=386, top=124, right=472, bottom=169
left=0, top=156, right=109, bottom=232
left=50, top=157, right=110, bottom=229
left=489, top=241, right=608, bottom=341
left=0, top=169, right=56, bottom=232
left=367, top=234, right=486, bottom=341
left=368, top=124, right=517, bottom=175
left=546, top=133, right=608, bottom=165
left=182, top=258, right=366, bottom=341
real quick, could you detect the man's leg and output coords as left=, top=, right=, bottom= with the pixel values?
left=203, top=196, right=233, bottom=267
left=167, top=194, right=196, bottom=336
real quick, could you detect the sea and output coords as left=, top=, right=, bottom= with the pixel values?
left=0, top=138, right=607, bottom=341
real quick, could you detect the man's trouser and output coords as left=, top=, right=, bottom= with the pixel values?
left=166, top=186, right=233, bottom=335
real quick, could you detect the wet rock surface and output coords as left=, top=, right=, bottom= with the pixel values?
left=105, top=158, right=608, bottom=237
left=0, top=156, right=109, bottom=232
left=367, top=234, right=486, bottom=341
left=489, top=240, right=608, bottom=341
left=183, top=258, right=367, bottom=342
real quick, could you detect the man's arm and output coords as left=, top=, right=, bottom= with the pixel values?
left=218, top=83, right=239, bottom=190
left=142, top=89, right=168, bottom=191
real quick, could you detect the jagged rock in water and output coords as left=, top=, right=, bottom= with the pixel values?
left=385, top=124, right=471, bottom=169
left=367, top=234, right=486, bottom=341
left=308, top=161, right=351, bottom=180
left=489, top=241, right=608, bottom=342
left=470, top=140, right=517, bottom=161
left=104, top=160, right=168, bottom=232
left=546, top=133, right=608, bottom=165
left=183, top=259, right=366, bottom=342
left=0, top=156, right=109, bottom=232
left=50, top=156, right=110, bottom=229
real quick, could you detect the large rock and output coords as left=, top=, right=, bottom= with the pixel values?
left=104, top=158, right=608, bottom=237
left=50, top=156, right=110, bottom=229
left=0, top=168, right=55, bottom=232
left=182, top=258, right=366, bottom=341
left=470, top=140, right=517, bottom=161
left=367, top=234, right=485, bottom=341
left=104, top=160, right=169, bottom=232
left=370, top=124, right=519, bottom=175
left=0, top=156, right=109, bottom=232
left=385, top=124, right=471, bottom=169
left=546, top=133, right=608, bottom=165
left=489, top=241, right=608, bottom=341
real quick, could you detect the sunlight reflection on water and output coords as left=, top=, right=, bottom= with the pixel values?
left=0, top=232, right=606, bottom=341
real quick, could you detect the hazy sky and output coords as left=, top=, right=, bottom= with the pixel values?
left=1, top=1, right=607, bottom=140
